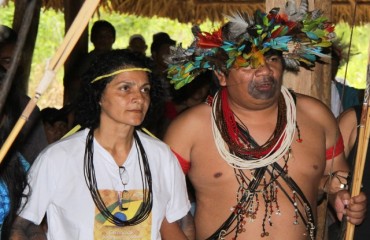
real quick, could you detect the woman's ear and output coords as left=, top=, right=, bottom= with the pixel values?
left=213, top=70, right=227, bottom=86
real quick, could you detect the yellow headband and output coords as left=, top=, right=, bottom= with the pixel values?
left=91, top=67, right=151, bottom=83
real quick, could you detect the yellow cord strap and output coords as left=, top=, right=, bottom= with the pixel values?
left=141, top=127, right=158, bottom=139
left=62, top=124, right=81, bottom=139
left=91, top=68, right=152, bottom=83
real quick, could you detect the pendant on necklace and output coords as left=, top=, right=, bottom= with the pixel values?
left=118, top=190, right=130, bottom=211
left=118, top=166, right=130, bottom=211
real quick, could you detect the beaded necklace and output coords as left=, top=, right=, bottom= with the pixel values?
left=207, top=88, right=315, bottom=239
left=211, top=86, right=297, bottom=169
left=84, top=129, right=153, bottom=226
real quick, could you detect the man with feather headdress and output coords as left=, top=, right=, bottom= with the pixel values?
left=163, top=2, right=366, bottom=239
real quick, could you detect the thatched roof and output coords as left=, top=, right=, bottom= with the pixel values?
left=38, top=0, right=370, bottom=25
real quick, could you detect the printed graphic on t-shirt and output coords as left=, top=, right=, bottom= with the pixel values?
left=94, top=189, right=152, bottom=239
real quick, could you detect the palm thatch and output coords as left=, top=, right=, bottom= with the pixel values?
left=332, top=0, right=370, bottom=24
left=3, top=0, right=368, bottom=24
left=35, top=0, right=370, bottom=25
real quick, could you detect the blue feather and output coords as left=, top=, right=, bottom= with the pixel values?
left=305, top=31, right=319, bottom=40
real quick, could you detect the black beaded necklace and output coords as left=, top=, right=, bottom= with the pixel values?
left=84, top=129, right=153, bottom=226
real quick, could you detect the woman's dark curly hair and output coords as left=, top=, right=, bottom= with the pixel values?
left=0, top=65, right=29, bottom=239
left=75, top=49, right=152, bottom=129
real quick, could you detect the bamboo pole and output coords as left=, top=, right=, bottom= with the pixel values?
left=344, top=38, right=370, bottom=240
left=0, top=0, right=101, bottom=164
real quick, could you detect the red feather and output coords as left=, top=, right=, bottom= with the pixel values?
left=268, top=13, right=297, bottom=38
left=323, top=23, right=335, bottom=33
left=285, top=21, right=297, bottom=32
left=270, top=25, right=286, bottom=38
left=197, top=28, right=223, bottom=49
left=277, top=13, right=289, bottom=22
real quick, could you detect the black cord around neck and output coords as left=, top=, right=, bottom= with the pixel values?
left=84, top=129, right=153, bottom=226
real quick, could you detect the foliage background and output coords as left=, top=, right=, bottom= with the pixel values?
left=335, top=22, right=369, bottom=89
left=0, top=2, right=369, bottom=109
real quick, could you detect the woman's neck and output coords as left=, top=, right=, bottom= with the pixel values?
left=94, top=126, right=135, bottom=166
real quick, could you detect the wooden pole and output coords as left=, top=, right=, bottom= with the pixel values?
left=344, top=37, right=370, bottom=240
left=0, top=0, right=101, bottom=164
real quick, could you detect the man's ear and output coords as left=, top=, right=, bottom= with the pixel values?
left=213, top=70, right=227, bottom=86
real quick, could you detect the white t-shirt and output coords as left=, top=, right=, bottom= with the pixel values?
left=331, top=80, right=343, bottom=117
left=20, top=129, right=190, bottom=240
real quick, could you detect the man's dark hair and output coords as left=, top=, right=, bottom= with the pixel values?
left=75, top=49, right=152, bottom=129
left=41, top=107, right=68, bottom=125
left=0, top=25, right=17, bottom=46
left=172, top=70, right=212, bottom=104
left=90, top=20, right=116, bottom=42
left=150, top=32, right=176, bottom=55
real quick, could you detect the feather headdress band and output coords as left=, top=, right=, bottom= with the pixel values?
left=166, top=1, right=336, bottom=89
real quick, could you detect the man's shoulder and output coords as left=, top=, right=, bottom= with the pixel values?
left=179, top=102, right=211, bottom=119
left=295, top=93, right=331, bottom=112
left=338, top=106, right=358, bottom=127
left=168, top=103, right=211, bottom=131
left=164, top=103, right=212, bottom=153
left=295, top=93, right=336, bottom=128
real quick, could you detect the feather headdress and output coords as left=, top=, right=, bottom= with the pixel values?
left=166, top=2, right=336, bottom=90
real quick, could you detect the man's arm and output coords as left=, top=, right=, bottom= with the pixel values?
left=9, top=216, right=46, bottom=240
left=334, top=107, right=367, bottom=224
left=179, top=212, right=195, bottom=240
left=322, top=144, right=367, bottom=225
left=321, top=106, right=367, bottom=225
left=338, top=108, right=358, bottom=157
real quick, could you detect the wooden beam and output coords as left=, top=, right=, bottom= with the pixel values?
left=195, top=0, right=370, bottom=6
left=194, top=0, right=263, bottom=4
left=333, top=0, right=370, bottom=4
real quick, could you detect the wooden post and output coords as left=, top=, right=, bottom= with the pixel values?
left=313, top=0, right=332, bottom=108
left=63, top=0, right=88, bottom=105
left=12, top=0, right=42, bottom=95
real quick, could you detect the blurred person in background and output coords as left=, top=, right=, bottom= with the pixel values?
left=0, top=24, right=48, bottom=164
left=128, top=34, right=147, bottom=56
left=40, top=107, right=69, bottom=144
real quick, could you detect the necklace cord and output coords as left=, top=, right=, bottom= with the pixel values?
left=83, top=129, right=153, bottom=226
left=212, top=86, right=296, bottom=169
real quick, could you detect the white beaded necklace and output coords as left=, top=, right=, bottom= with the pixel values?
left=211, top=85, right=296, bottom=169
